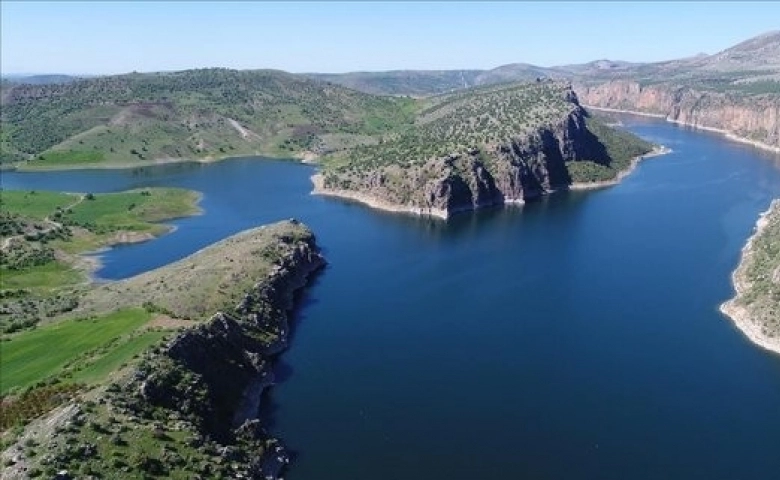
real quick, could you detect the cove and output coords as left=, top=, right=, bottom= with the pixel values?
left=4, top=115, right=780, bottom=479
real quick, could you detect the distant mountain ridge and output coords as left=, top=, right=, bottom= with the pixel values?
left=308, top=30, right=780, bottom=96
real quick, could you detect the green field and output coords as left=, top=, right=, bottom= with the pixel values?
left=0, top=187, right=201, bottom=334
left=1, top=187, right=200, bottom=240
left=1, top=190, right=79, bottom=219
left=63, top=188, right=200, bottom=233
left=68, top=330, right=168, bottom=385
left=0, top=261, right=83, bottom=293
left=32, top=150, right=106, bottom=167
left=0, top=308, right=151, bottom=394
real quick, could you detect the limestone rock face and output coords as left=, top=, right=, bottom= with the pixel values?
left=576, top=80, right=780, bottom=148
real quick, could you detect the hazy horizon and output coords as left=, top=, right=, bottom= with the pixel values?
left=2, top=2, right=779, bottom=76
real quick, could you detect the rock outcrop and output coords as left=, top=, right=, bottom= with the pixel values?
left=129, top=221, right=325, bottom=479
left=576, top=80, right=780, bottom=151
left=318, top=85, right=652, bottom=218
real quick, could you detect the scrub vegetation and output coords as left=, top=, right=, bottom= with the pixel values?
left=1, top=68, right=417, bottom=167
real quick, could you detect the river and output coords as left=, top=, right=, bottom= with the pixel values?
left=4, top=115, right=780, bottom=479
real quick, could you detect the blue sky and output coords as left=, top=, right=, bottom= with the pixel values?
left=2, top=1, right=778, bottom=75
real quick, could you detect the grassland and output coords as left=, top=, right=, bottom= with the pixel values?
left=1, top=190, right=79, bottom=218
left=0, top=187, right=201, bottom=333
left=0, top=308, right=152, bottom=394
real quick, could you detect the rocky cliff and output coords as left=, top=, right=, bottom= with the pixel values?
left=125, top=221, right=325, bottom=479
left=576, top=80, right=780, bottom=151
left=318, top=82, right=653, bottom=218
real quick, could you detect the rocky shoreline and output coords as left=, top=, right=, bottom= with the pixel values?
left=131, top=222, right=325, bottom=474
left=312, top=146, right=670, bottom=218
left=720, top=201, right=780, bottom=356
left=311, top=173, right=450, bottom=219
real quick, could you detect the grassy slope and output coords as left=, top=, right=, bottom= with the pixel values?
left=566, top=117, right=654, bottom=182
left=78, top=221, right=314, bottom=321
left=0, top=308, right=151, bottom=394
left=1, top=68, right=417, bottom=168
left=0, top=262, right=83, bottom=293
left=1, top=190, right=78, bottom=218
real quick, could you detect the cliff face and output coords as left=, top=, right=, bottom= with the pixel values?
left=576, top=80, right=780, bottom=150
left=129, top=224, right=325, bottom=479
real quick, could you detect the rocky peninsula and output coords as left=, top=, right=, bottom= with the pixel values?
left=2, top=220, right=325, bottom=479
left=316, top=81, right=654, bottom=218
left=721, top=200, right=780, bottom=355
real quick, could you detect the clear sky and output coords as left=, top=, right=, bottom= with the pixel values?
left=2, top=1, right=778, bottom=75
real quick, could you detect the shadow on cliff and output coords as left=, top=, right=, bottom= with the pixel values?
left=284, top=265, right=325, bottom=347
left=257, top=266, right=325, bottom=435
left=580, top=115, right=613, bottom=167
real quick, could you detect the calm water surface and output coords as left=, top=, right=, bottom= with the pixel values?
left=5, top=116, right=780, bottom=479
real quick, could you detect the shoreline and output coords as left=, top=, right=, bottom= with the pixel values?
left=310, top=174, right=450, bottom=219
left=719, top=200, right=780, bottom=356
left=10, top=152, right=305, bottom=173
left=312, top=146, right=671, bottom=218
left=76, top=191, right=205, bottom=283
left=584, top=105, right=780, bottom=155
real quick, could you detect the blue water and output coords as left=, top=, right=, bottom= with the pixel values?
left=4, top=116, right=780, bottom=479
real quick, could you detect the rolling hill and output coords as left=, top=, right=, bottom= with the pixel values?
left=0, top=68, right=416, bottom=167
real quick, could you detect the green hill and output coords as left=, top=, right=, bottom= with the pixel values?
left=1, top=68, right=416, bottom=167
